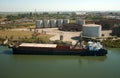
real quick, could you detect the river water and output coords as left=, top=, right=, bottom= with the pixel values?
left=0, top=46, right=120, bottom=78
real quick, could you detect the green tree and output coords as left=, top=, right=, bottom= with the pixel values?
left=6, top=15, right=17, bottom=21
left=0, top=16, right=2, bottom=19
left=29, top=12, right=33, bottom=17
left=112, top=25, right=120, bottom=37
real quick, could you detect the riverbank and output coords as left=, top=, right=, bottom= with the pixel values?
left=1, top=28, right=118, bottom=48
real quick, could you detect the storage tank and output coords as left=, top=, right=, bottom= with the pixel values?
left=36, top=20, right=43, bottom=28
left=50, top=19, right=56, bottom=27
left=63, top=19, right=69, bottom=24
left=57, top=19, right=63, bottom=27
left=82, top=24, right=101, bottom=37
left=76, top=19, right=85, bottom=25
left=43, top=20, right=50, bottom=28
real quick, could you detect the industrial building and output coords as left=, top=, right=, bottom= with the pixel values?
left=43, top=20, right=50, bottom=28
left=35, top=19, right=85, bottom=31
left=59, top=23, right=82, bottom=31
left=80, top=19, right=120, bottom=30
left=76, top=19, right=85, bottom=25
left=36, top=20, right=43, bottom=28
left=95, top=19, right=120, bottom=30
left=35, top=19, right=64, bottom=28
left=57, top=19, right=63, bottom=27
left=82, top=24, right=101, bottom=37
left=59, top=19, right=84, bottom=31
left=50, top=19, right=56, bottom=27
left=63, top=19, right=69, bottom=24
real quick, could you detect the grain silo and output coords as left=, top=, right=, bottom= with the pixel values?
left=82, top=24, right=101, bottom=37
left=36, top=20, right=43, bottom=28
left=76, top=19, right=85, bottom=25
left=57, top=19, right=63, bottom=27
left=63, top=19, right=69, bottom=24
left=50, top=19, right=56, bottom=27
left=43, top=20, right=50, bottom=28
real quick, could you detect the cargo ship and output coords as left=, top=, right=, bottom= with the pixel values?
left=11, top=40, right=107, bottom=56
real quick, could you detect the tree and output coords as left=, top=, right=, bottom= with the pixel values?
left=112, top=25, right=120, bottom=37
left=29, top=12, right=33, bottom=17
left=6, top=15, right=17, bottom=21
left=0, top=16, right=2, bottom=19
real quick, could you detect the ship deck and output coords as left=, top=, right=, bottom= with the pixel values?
left=19, top=43, right=57, bottom=48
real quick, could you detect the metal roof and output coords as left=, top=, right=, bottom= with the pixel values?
left=19, top=43, right=57, bottom=48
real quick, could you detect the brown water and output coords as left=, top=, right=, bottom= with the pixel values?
left=0, top=46, right=120, bottom=78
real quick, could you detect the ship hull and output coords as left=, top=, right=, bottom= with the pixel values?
left=12, top=47, right=107, bottom=56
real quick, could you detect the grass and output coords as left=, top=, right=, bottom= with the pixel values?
left=0, top=30, right=32, bottom=40
left=10, top=23, right=35, bottom=28
left=0, top=22, right=35, bottom=29
left=0, top=30, right=52, bottom=40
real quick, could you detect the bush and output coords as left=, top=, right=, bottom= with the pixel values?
left=102, top=39, right=120, bottom=48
